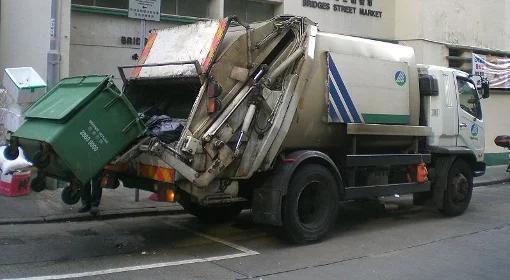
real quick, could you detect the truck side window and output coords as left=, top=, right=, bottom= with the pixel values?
left=457, top=77, right=482, bottom=120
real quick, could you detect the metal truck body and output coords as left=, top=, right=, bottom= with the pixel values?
left=9, top=16, right=489, bottom=243
left=118, top=16, right=488, bottom=243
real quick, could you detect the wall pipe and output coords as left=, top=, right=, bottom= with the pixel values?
left=47, top=0, right=60, bottom=89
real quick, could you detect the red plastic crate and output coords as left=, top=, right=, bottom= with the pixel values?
left=0, top=171, right=31, bottom=197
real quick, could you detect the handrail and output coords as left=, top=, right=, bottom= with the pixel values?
left=117, top=60, right=203, bottom=85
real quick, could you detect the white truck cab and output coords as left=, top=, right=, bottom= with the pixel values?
left=419, top=65, right=487, bottom=164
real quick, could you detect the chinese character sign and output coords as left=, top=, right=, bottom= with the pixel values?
left=129, top=0, right=161, bottom=21
left=472, top=53, right=510, bottom=89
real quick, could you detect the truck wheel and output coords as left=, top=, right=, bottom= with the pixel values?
left=61, top=186, right=81, bottom=205
left=282, top=164, right=339, bottom=244
left=440, top=159, right=473, bottom=216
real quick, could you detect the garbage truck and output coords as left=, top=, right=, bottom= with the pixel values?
left=5, top=16, right=490, bottom=243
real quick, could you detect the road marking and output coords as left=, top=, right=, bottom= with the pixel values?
left=2, top=224, right=259, bottom=280
left=172, top=223, right=259, bottom=256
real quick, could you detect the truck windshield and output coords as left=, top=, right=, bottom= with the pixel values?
left=457, top=77, right=482, bottom=120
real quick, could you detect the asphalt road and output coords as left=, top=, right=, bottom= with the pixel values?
left=1, top=182, right=509, bottom=280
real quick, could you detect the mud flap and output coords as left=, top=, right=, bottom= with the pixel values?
left=252, top=188, right=283, bottom=226
left=432, top=156, right=456, bottom=209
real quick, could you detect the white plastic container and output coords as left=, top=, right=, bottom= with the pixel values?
left=2, top=67, right=46, bottom=104
left=0, top=89, right=7, bottom=107
left=0, top=108, right=25, bottom=132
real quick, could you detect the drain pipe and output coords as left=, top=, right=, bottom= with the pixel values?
left=45, top=0, right=61, bottom=190
left=46, top=0, right=60, bottom=89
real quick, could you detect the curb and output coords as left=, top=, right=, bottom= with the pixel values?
left=0, top=206, right=186, bottom=225
left=1, top=177, right=508, bottom=226
left=474, top=178, right=510, bottom=187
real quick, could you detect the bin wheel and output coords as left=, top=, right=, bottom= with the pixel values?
left=3, top=146, right=19, bottom=161
left=31, top=176, right=46, bottom=192
left=61, top=186, right=81, bottom=205
left=178, top=193, right=242, bottom=224
left=282, top=164, right=339, bottom=244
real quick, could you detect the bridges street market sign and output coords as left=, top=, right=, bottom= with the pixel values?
left=302, top=0, right=383, bottom=18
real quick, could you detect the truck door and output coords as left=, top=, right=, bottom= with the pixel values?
left=456, top=75, right=484, bottom=161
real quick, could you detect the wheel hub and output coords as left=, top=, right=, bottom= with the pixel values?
left=297, top=181, right=328, bottom=227
left=451, top=173, right=469, bottom=202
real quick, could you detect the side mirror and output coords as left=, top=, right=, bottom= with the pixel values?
left=481, top=78, right=490, bottom=99
left=419, top=74, right=439, bottom=96
left=470, top=75, right=490, bottom=99
left=495, top=135, right=510, bottom=148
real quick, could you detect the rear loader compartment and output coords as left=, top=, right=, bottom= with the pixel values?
left=125, top=79, right=202, bottom=120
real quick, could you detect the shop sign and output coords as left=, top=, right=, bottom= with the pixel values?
left=129, top=0, right=161, bottom=21
left=302, top=0, right=383, bottom=18
left=473, top=53, right=510, bottom=89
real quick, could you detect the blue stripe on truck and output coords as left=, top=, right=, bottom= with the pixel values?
left=328, top=79, right=351, bottom=122
left=327, top=54, right=362, bottom=123
left=328, top=100, right=340, bottom=122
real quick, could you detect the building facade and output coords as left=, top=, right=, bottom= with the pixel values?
left=0, top=0, right=509, bottom=164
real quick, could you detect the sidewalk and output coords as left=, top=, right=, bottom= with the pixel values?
left=474, top=165, right=510, bottom=187
left=0, top=165, right=508, bottom=225
left=0, top=187, right=184, bottom=225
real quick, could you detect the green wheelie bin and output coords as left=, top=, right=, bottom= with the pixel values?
left=10, top=75, right=146, bottom=185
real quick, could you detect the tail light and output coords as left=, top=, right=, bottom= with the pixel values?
left=417, top=163, right=428, bottom=184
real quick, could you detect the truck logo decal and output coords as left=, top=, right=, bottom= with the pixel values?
left=471, top=123, right=479, bottom=138
left=327, top=54, right=363, bottom=123
left=395, top=71, right=407, bottom=86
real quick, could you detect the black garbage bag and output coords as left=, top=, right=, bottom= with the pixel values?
left=144, top=114, right=184, bottom=144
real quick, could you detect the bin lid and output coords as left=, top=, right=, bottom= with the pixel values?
left=24, top=75, right=110, bottom=121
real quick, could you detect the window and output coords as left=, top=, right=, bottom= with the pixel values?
left=162, top=0, right=208, bottom=17
left=457, top=77, right=482, bottom=120
left=95, top=0, right=128, bottom=9
left=161, top=0, right=177, bottom=14
left=178, top=0, right=208, bottom=17
left=224, top=0, right=245, bottom=20
left=72, top=0, right=208, bottom=18
left=72, top=0, right=128, bottom=9
left=224, top=0, right=276, bottom=23
left=247, top=1, right=274, bottom=22
left=72, top=0, right=94, bottom=5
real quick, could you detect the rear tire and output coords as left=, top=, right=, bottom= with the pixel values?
left=282, top=164, right=339, bottom=244
left=440, top=159, right=473, bottom=216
